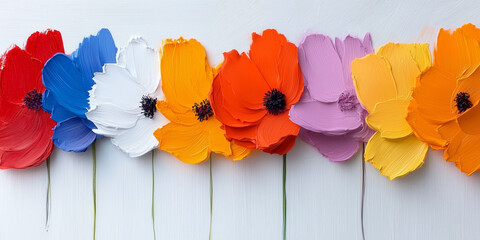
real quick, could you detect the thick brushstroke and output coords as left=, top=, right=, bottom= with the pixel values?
left=351, top=43, right=431, bottom=180
left=408, top=23, right=480, bottom=175
left=86, top=37, right=168, bottom=157
left=153, top=37, right=249, bottom=164
left=42, top=28, right=117, bottom=152
left=208, top=29, right=303, bottom=155
left=290, top=34, right=373, bottom=162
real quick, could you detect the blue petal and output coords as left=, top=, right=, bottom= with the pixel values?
left=52, top=117, right=97, bottom=152
left=81, top=117, right=99, bottom=131
left=72, top=28, right=117, bottom=82
left=41, top=89, right=54, bottom=114
left=42, top=53, right=91, bottom=117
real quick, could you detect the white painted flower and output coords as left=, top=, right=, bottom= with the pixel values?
left=86, top=37, right=168, bottom=157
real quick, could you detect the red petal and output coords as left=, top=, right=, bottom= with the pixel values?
left=25, top=29, right=65, bottom=64
left=257, top=113, right=300, bottom=150
left=262, top=135, right=297, bottom=155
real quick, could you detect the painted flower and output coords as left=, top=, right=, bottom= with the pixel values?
left=351, top=43, right=431, bottom=179
left=289, top=34, right=374, bottom=161
left=86, top=37, right=168, bottom=157
left=0, top=30, right=64, bottom=169
left=153, top=38, right=250, bottom=164
left=407, top=24, right=480, bottom=175
left=209, top=29, right=303, bottom=155
left=42, top=29, right=117, bottom=152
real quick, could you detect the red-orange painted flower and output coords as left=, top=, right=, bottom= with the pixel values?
left=209, top=29, right=303, bottom=154
left=0, top=30, right=64, bottom=169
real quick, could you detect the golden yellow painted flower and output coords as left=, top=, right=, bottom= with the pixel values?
left=351, top=43, right=431, bottom=180
left=154, top=38, right=250, bottom=164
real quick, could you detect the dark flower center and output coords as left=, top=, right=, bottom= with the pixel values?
left=338, top=91, right=358, bottom=112
left=140, top=95, right=157, bottom=119
left=454, top=92, right=473, bottom=113
left=192, top=99, right=214, bottom=122
left=263, top=88, right=286, bottom=115
left=24, top=89, right=42, bottom=111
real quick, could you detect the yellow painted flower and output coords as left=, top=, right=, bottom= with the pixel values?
left=351, top=43, right=431, bottom=180
left=154, top=38, right=250, bottom=164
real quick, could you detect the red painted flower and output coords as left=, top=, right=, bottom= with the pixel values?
left=0, top=30, right=64, bottom=169
left=210, top=29, right=303, bottom=154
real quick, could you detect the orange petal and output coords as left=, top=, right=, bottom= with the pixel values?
left=262, top=135, right=297, bottom=155
left=156, top=100, right=197, bottom=126
left=161, top=37, right=214, bottom=113
left=454, top=66, right=480, bottom=111
left=457, top=103, right=480, bottom=135
left=351, top=54, right=397, bottom=113
left=257, top=113, right=300, bottom=150
left=412, top=66, right=456, bottom=123
left=228, top=142, right=252, bottom=161
left=406, top=100, right=447, bottom=149
left=442, top=131, right=480, bottom=175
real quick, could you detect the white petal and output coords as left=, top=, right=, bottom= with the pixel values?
left=87, top=103, right=141, bottom=137
left=111, top=112, right=169, bottom=157
left=116, top=37, right=160, bottom=94
left=90, top=64, right=146, bottom=110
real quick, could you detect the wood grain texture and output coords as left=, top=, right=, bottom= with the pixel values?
left=0, top=0, right=480, bottom=239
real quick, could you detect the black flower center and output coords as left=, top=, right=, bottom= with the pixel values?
left=193, top=99, right=214, bottom=122
left=140, top=95, right=157, bottom=118
left=24, top=89, right=42, bottom=111
left=263, top=88, right=286, bottom=115
left=455, top=92, right=473, bottom=113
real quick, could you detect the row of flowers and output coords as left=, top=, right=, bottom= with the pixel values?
left=1, top=24, right=479, bottom=180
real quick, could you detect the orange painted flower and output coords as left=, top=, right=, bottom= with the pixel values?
left=154, top=38, right=250, bottom=164
left=209, top=29, right=304, bottom=154
left=408, top=23, right=480, bottom=175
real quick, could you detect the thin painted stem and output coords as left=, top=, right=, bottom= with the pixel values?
left=45, top=157, right=51, bottom=231
left=92, top=142, right=97, bottom=240
left=152, top=150, right=157, bottom=240
left=209, top=153, right=213, bottom=240
left=282, top=153, right=287, bottom=240
left=361, top=143, right=366, bottom=240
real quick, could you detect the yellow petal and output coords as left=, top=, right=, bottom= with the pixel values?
left=351, top=54, right=397, bottom=113
left=365, top=132, right=428, bottom=180
left=366, top=99, right=412, bottom=139
left=229, top=142, right=251, bottom=161
left=161, top=38, right=215, bottom=113
left=376, top=43, right=431, bottom=98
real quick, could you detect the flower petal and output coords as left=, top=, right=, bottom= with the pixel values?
left=365, top=132, right=428, bottom=180
left=441, top=130, right=480, bottom=175
left=298, top=34, right=345, bottom=102
left=42, top=53, right=91, bottom=117
left=1, top=46, right=44, bottom=105
left=351, top=54, right=397, bottom=113
left=25, top=29, right=65, bottom=64
left=112, top=112, right=168, bottom=157
left=72, top=28, right=117, bottom=80
left=299, top=128, right=361, bottom=162
left=257, top=113, right=299, bottom=150
left=88, top=104, right=141, bottom=136
left=52, top=118, right=98, bottom=152
left=334, top=34, right=374, bottom=90
left=161, top=38, right=213, bottom=113
left=457, top=103, right=480, bottom=135
left=454, top=66, right=480, bottom=110
left=406, top=101, right=447, bottom=149
left=117, top=37, right=160, bottom=94
left=376, top=43, right=430, bottom=99
left=228, top=142, right=251, bottom=161
left=289, top=98, right=363, bottom=135
left=366, top=99, right=412, bottom=139
left=262, top=135, right=297, bottom=155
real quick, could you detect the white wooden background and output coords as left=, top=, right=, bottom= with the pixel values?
left=1, top=0, right=480, bottom=239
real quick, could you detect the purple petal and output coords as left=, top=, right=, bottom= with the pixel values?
left=289, top=98, right=363, bottom=135
left=334, top=33, right=374, bottom=90
left=298, top=34, right=345, bottom=103
left=299, top=128, right=361, bottom=162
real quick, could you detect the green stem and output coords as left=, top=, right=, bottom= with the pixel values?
left=282, top=153, right=287, bottom=240
left=209, top=153, right=213, bottom=240
left=92, top=142, right=97, bottom=240
left=361, top=143, right=366, bottom=240
left=45, top=156, right=51, bottom=231
left=152, top=150, right=157, bottom=240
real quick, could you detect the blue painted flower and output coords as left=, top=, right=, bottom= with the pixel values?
left=42, top=28, right=117, bottom=152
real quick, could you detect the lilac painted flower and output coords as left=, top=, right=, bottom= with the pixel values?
left=289, top=34, right=374, bottom=162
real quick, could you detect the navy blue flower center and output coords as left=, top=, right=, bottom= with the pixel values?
left=455, top=92, right=473, bottom=113
left=338, top=91, right=358, bottom=112
left=193, top=99, right=214, bottom=122
left=263, top=88, right=286, bottom=115
left=24, top=89, right=42, bottom=111
left=140, top=95, right=157, bottom=119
